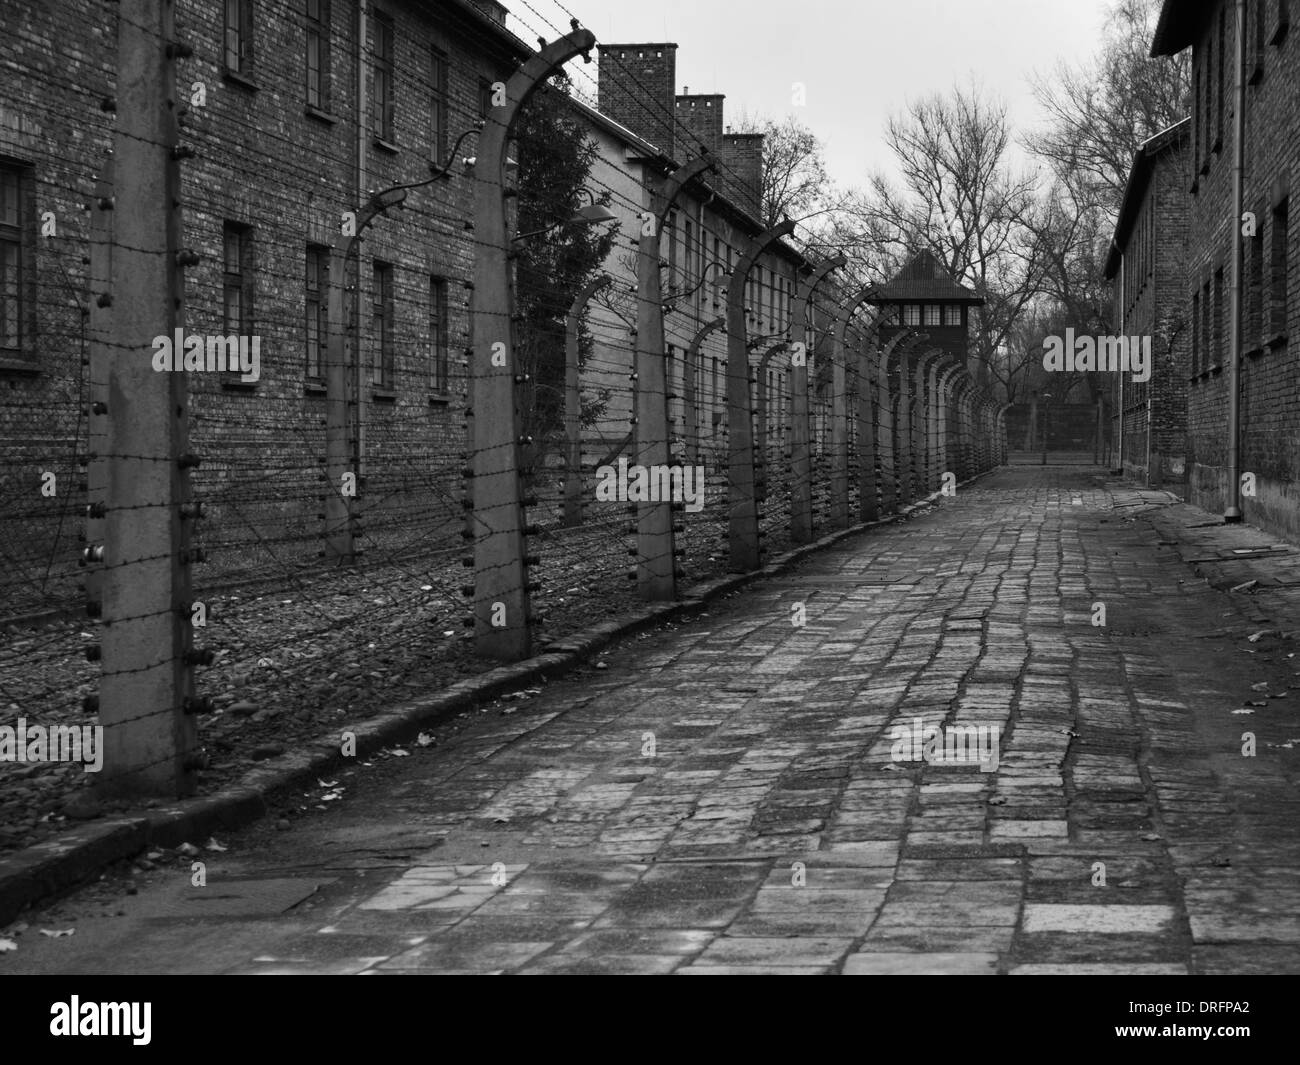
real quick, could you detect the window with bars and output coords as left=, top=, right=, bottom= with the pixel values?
left=430, top=48, right=448, bottom=165
left=1248, top=203, right=1266, bottom=348
left=372, top=13, right=395, bottom=142
left=372, top=261, right=393, bottom=387
left=224, top=0, right=253, bottom=76
left=1191, top=290, right=1201, bottom=375
left=923, top=304, right=941, bottom=327
left=1272, top=196, right=1290, bottom=339
left=1213, top=266, right=1225, bottom=366
left=0, top=164, right=28, bottom=359
left=902, top=304, right=921, bottom=327
left=306, top=244, right=328, bottom=382
left=306, top=0, right=330, bottom=109
left=943, top=304, right=962, bottom=327
left=223, top=222, right=251, bottom=337
left=430, top=276, right=449, bottom=394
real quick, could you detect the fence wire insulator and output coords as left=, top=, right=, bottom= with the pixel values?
left=82, top=544, right=105, bottom=564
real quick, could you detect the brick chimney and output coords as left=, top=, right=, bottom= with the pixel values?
left=597, top=43, right=678, bottom=155
left=675, top=93, right=725, bottom=159
left=721, top=131, right=765, bottom=220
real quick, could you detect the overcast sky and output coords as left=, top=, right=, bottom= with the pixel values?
left=509, top=0, right=1118, bottom=189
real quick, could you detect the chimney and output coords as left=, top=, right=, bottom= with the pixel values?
left=674, top=92, right=725, bottom=160
left=721, top=131, right=765, bottom=220
left=597, top=44, right=678, bottom=155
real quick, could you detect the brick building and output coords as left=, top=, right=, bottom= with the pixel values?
left=1151, top=0, right=1297, bottom=533
left=587, top=44, right=806, bottom=476
left=1104, top=118, right=1192, bottom=489
left=0, top=0, right=533, bottom=592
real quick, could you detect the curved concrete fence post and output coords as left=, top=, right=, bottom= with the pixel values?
left=831, top=288, right=877, bottom=529
left=791, top=256, right=844, bottom=543
left=916, top=349, right=946, bottom=496
left=754, top=339, right=788, bottom=503
left=564, top=273, right=612, bottom=528
left=727, top=219, right=796, bottom=572
left=683, top=316, right=726, bottom=467
left=890, top=332, right=929, bottom=507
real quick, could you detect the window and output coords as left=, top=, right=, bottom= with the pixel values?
left=223, top=223, right=251, bottom=337
left=1213, top=266, right=1225, bottom=366
left=684, top=219, right=694, bottom=287
left=371, top=262, right=393, bottom=387
left=1201, top=280, right=1212, bottom=371
left=943, top=304, right=962, bottom=327
left=306, top=244, right=328, bottom=382
left=1249, top=203, right=1266, bottom=346
left=224, top=0, right=253, bottom=76
left=478, top=77, right=493, bottom=120
left=372, top=13, right=395, bottom=142
left=306, top=0, right=330, bottom=109
left=430, top=276, right=449, bottom=393
left=1191, top=290, right=1200, bottom=374
left=0, top=163, right=29, bottom=359
left=1272, top=0, right=1291, bottom=44
left=712, top=236, right=722, bottom=302
left=903, top=304, right=921, bottom=327
left=667, top=212, right=678, bottom=288
left=430, top=48, right=448, bottom=165
left=923, top=304, right=941, bottom=327
left=1272, top=196, right=1290, bottom=338
left=1192, top=61, right=1201, bottom=172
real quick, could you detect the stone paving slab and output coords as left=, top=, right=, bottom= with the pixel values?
left=5, top=468, right=1300, bottom=975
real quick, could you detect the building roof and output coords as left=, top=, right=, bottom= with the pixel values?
left=1103, top=117, right=1191, bottom=279
left=863, top=250, right=983, bottom=305
left=1151, top=0, right=1217, bottom=56
left=565, top=90, right=807, bottom=268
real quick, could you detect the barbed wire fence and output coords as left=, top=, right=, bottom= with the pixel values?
left=0, top=0, right=1005, bottom=816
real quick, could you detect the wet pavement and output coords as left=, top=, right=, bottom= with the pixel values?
left=4, top=465, right=1300, bottom=975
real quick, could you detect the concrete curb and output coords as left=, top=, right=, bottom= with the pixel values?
left=0, top=470, right=995, bottom=927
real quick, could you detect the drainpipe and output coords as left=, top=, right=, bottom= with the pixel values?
left=1225, top=0, right=1246, bottom=523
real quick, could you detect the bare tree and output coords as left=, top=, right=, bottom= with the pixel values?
left=847, top=80, right=1044, bottom=380
left=1026, top=0, right=1192, bottom=217
left=730, top=111, right=847, bottom=229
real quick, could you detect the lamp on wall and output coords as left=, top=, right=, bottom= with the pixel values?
left=514, top=186, right=615, bottom=242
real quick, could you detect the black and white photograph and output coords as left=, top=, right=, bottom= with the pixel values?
left=0, top=0, right=1293, bottom=1026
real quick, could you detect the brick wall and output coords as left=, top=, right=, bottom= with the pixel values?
left=1178, top=0, right=1298, bottom=533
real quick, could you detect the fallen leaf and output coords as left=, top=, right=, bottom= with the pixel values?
left=40, top=928, right=75, bottom=938
left=416, top=732, right=435, bottom=747
left=204, top=837, right=228, bottom=852
left=0, top=938, right=16, bottom=953
left=390, top=749, right=410, bottom=757
left=1251, top=681, right=1270, bottom=692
